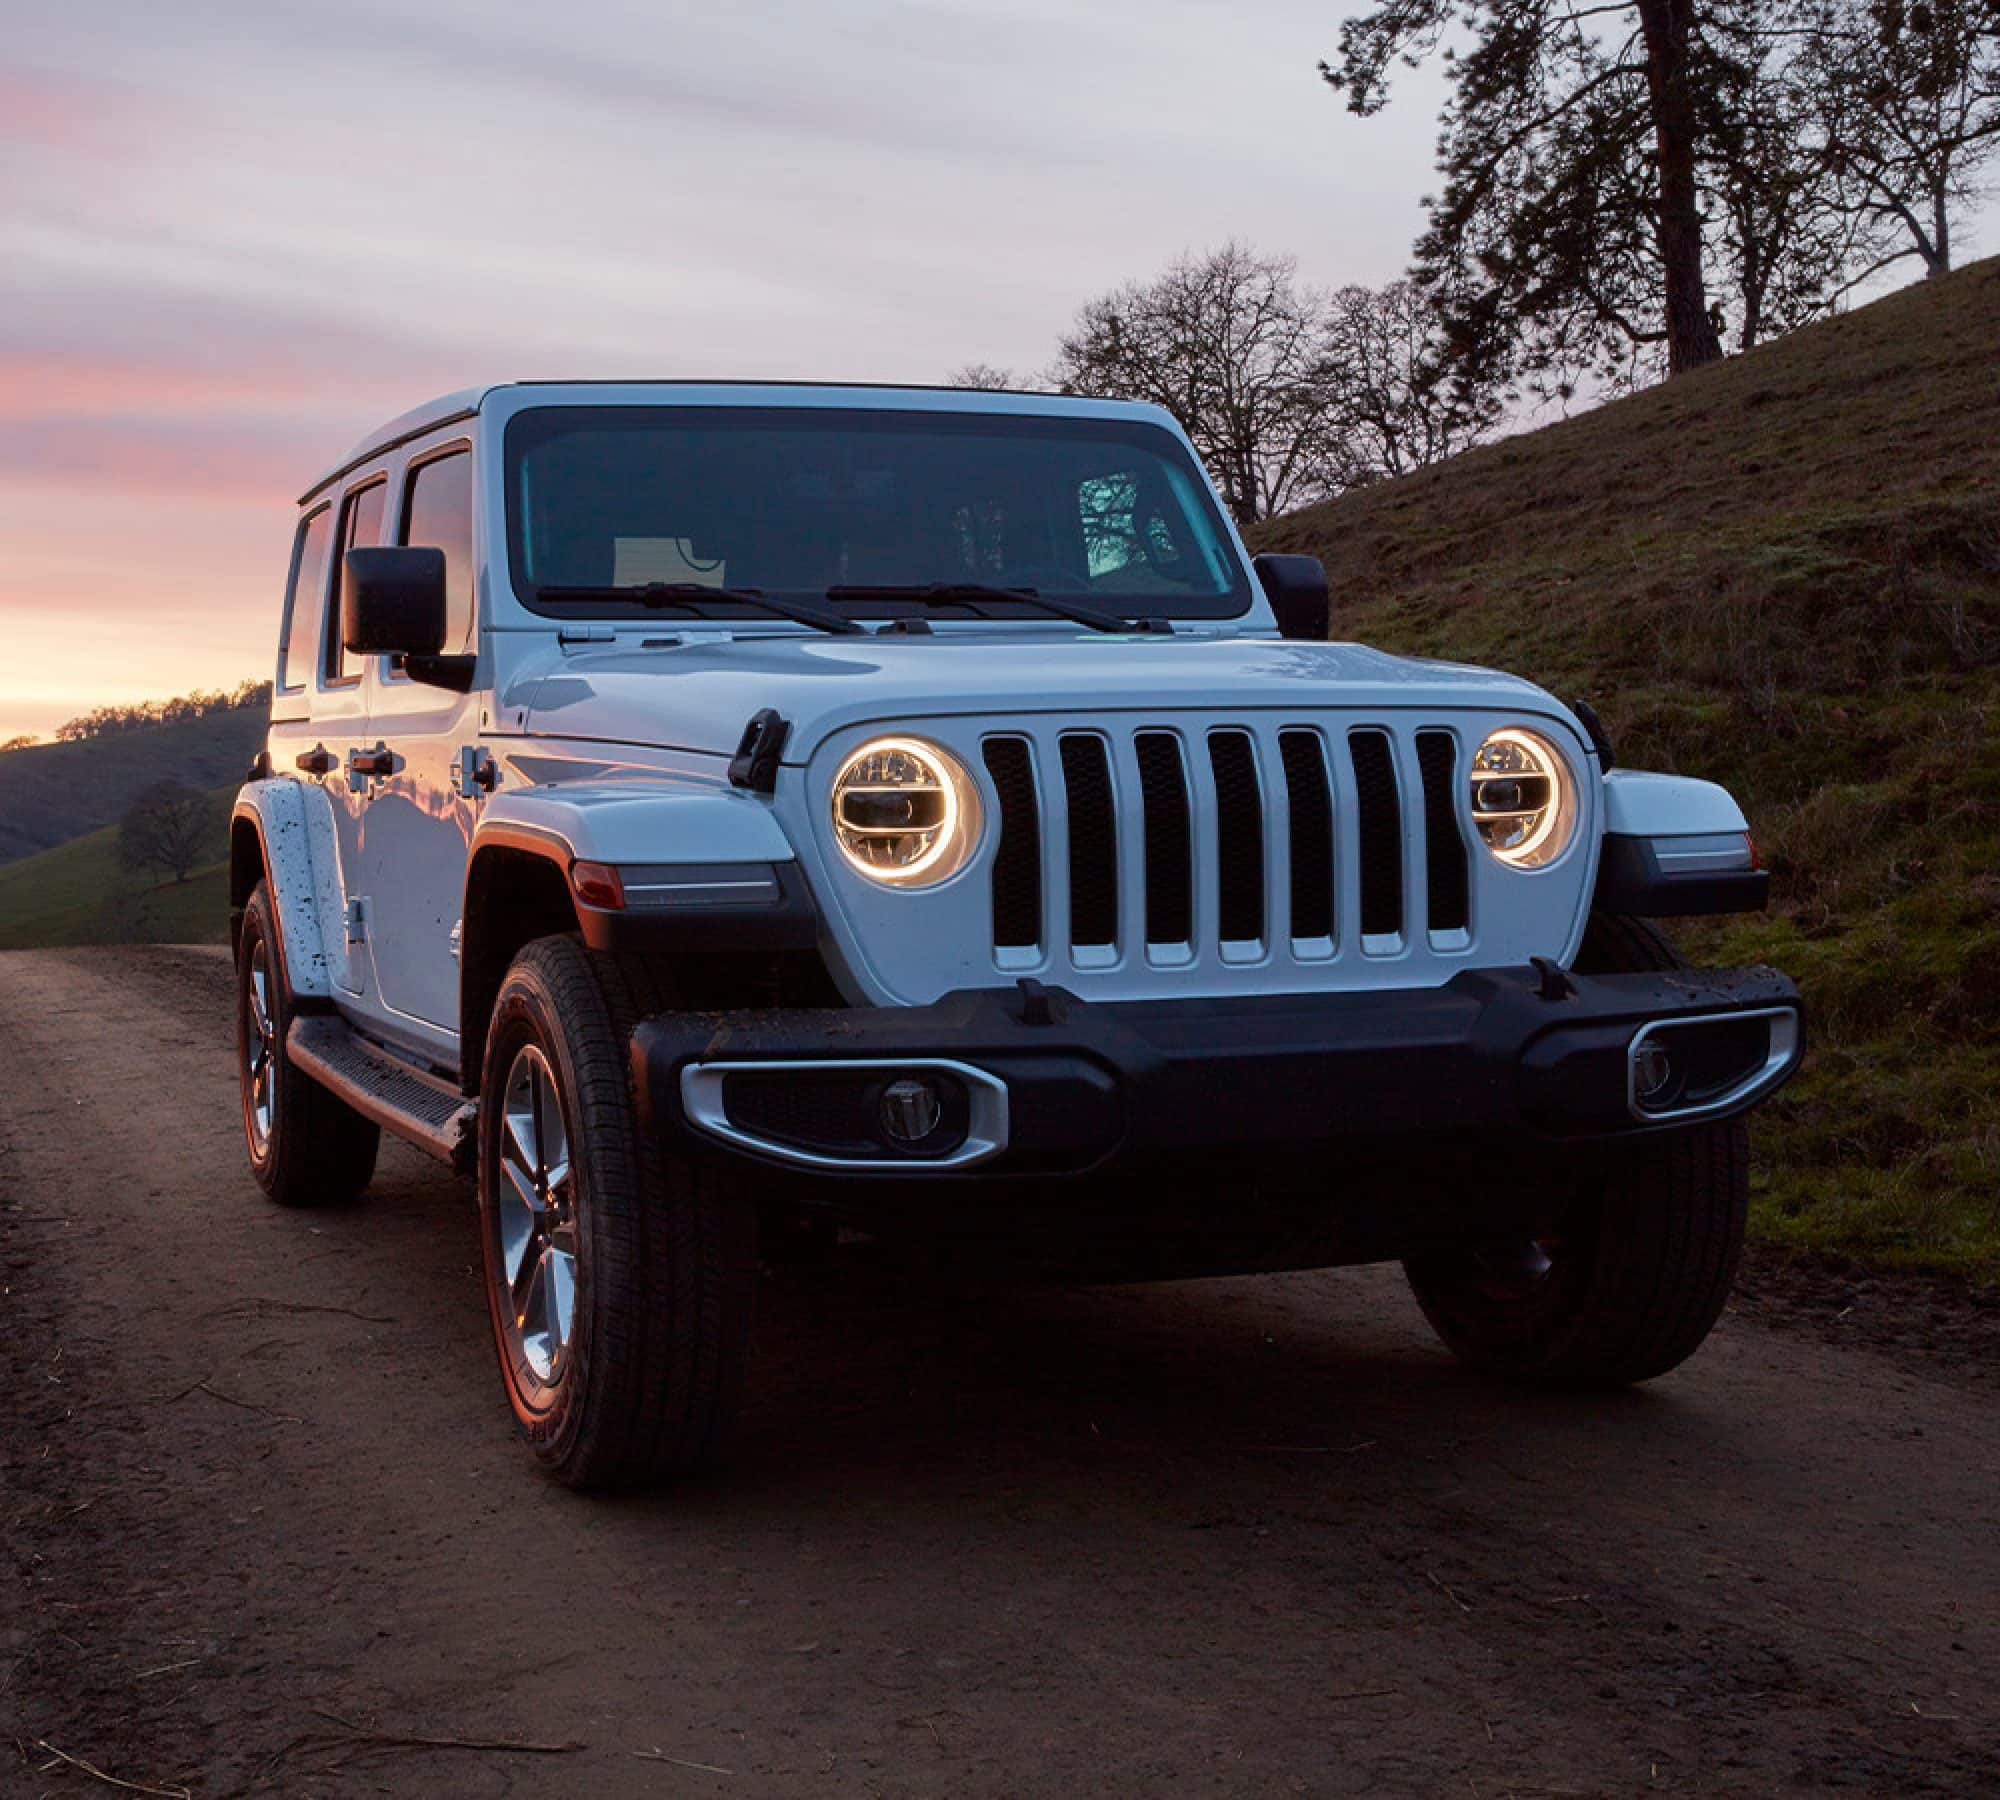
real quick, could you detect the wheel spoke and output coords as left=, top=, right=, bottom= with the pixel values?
left=538, top=1084, right=569, bottom=1192
left=248, top=955, right=272, bottom=1043
left=534, top=1063, right=554, bottom=1180
left=517, top=1253, right=552, bottom=1377
left=513, top=1237, right=544, bottom=1319
left=504, top=1093, right=539, bottom=1176
left=497, top=1167, right=537, bottom=1286
left=501, top=1138, right=542, bottom=1211
left=545, top=1248, right=576, bottom=1364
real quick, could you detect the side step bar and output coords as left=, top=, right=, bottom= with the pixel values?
left=288, top=1015, right=478, bottom=1172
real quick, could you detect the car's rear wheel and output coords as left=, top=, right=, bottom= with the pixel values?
left=235, top=880, right=379, bottom=1207
left=1403, top=913, right=1749, bottom=1387
left=477, top=936, right=757, bottom=1489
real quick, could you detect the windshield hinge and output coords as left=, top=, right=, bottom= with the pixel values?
left=557, top=624, right=617, bottom=647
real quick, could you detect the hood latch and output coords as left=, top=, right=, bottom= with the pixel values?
left=729, top=709, right=790, bottom=794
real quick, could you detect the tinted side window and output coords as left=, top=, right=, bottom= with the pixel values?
left=327, top=480, right=387, bottom=684
left=281, top=507, right=332, bottom=692
left=401, top=451, right=475, bottom=652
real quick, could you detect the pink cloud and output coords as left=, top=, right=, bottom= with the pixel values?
left=0, top=416, right=329, bottom=505
left=0, top=353, right=320, bottom=420
left=0, top=66, right=162, bottom=155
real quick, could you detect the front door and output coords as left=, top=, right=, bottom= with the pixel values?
left=354, top=441, right=482, bottom=1050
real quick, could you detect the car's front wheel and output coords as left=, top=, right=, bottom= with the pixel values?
left=477, top=936, right=757, bottom=1489
left=1403, top=913, right=1750, bottom=1387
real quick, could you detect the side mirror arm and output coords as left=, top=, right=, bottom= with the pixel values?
left=405, top=654, right=478, bottom=693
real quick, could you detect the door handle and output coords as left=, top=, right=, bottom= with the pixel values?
left=295, top=744, right=335, bottom=776
left=348, top=743, right=397, bottom=778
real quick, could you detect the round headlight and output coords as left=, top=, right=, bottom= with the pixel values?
left=830, top=736, right=982, bottom=886
left=1470, top=727, right=1576, bottom=868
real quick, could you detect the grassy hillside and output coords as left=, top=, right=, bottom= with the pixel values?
left=1255, top=256, right=2000, bottom=1278
left=0, top=708, right=264, bottom=866
left=0, top=784, right=234, bottom=950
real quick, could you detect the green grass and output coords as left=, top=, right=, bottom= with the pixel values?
left=0, top=785, right=235, bottom=951
left=1253, top=255, right=2000, bottom=1280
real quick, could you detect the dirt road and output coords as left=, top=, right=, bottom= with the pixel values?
left=2, top=947, right=1994, bottom=1797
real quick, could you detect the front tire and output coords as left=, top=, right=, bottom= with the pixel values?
left=476, top=937, right=757, bottom=1489
left=236, top=880, right=379, bottom=1207
left=1403, top=913, right=1749, bottom=1387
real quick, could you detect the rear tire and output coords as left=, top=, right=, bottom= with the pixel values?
left=236, top=880, right=379, bottom=1207
left=477, top=936, right=757, bottom=1489
left=1403, top=913, right=1749, bottom=1387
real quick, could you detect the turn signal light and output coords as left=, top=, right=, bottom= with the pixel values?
left=570, top=860, right=625, bottom=909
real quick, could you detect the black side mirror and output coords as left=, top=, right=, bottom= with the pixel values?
left=343, top=547, right=447, bottom=656
left=1253, top=553, right=1330, bottom=641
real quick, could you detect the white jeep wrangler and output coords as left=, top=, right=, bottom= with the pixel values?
left=231, top=382, right=1801, bottom=1488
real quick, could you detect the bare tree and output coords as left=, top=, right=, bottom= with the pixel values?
left=1800, top=0, right=2000, bottom=278
left=1317, top=281, right=1508, bottom=482
left=947, top=362, right=1021, bottom=390
left=1045, top=244, right=1342, bottom=525
left=118, top=779, right=210, bottom=885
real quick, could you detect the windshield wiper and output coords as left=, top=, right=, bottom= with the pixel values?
left=824, top=582, right=1165, bottom=636
left=533, top=582, right=866, bottom=635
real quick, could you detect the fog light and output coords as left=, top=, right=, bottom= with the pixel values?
left=1631, top=1038, right=1677, bottom=1108
left=879, top=1076, right=944, bottom=1145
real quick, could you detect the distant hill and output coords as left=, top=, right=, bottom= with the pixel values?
left=0, top=707, right=264, bottom=866
left=0, top=783, right=234, bottom=950
left=1254, top=254, right=2000, bottom=1278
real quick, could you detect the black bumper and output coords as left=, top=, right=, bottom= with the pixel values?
left=632, top=962, right=1802, bottom=1182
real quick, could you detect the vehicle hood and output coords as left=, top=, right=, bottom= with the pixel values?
left=506, top=630, right=1565, bottom=761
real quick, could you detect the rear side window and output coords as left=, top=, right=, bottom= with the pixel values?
left=280, top=507, right=332, bottom=692
left=327, top=479, right=387, bottom=684
left=401, top=450, right=475, bottom=652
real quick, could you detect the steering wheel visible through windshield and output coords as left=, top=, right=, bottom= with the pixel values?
left=504, top=404, right=1252, bottom=625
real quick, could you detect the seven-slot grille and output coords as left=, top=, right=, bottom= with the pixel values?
left=982, top=721, right=1473, bottom=968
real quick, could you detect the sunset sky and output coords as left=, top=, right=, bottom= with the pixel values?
left=2, top=2, right=1989, bottom=745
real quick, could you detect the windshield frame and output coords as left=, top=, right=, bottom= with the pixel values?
left=501, top=403, right=1256, bottom=627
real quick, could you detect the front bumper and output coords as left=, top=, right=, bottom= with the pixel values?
left=632, top=962, right=1802, bottom=1181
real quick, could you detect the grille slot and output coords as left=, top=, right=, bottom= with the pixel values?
left=982, top=737, right=1041, bottom=948
left=1208, top=731, right=1265, bottom=943
left=976, top=715, right=1514, bottom=974
left=1348, top=729, right=1404, bottom=942
left=1134, top=732, right=1193, bottom=945
left=1058, top=733, right=1119, bottom=947
left=1278, top=729, right=1335, bottom=943
left=1416, top=730, right=1470, bottom=934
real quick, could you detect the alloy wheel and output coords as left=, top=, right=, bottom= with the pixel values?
left=244, top=940, right=276, bottom=1156
left=494, top=1044, right=580, bottom=1385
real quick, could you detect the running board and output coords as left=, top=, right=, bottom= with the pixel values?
left=287, top=1015, right=477, bottom=1171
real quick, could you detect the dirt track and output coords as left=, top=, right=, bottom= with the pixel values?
left=2, top=946, right=1994, bottom=1797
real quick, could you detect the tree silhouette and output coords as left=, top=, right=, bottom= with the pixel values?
left=118, top=780, right=210, bottom=885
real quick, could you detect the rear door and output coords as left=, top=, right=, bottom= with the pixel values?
left=267, top=500, right=368, bottom=1000
left=320, top=477, right=390, bottom=1004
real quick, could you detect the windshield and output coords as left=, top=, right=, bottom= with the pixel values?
left=504, top=405, right=1252, bottom=623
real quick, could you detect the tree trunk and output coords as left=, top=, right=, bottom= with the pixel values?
left=1635, top=0, right=1724, bottom=372
left=1930, top=186, right=1952, bottom=275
